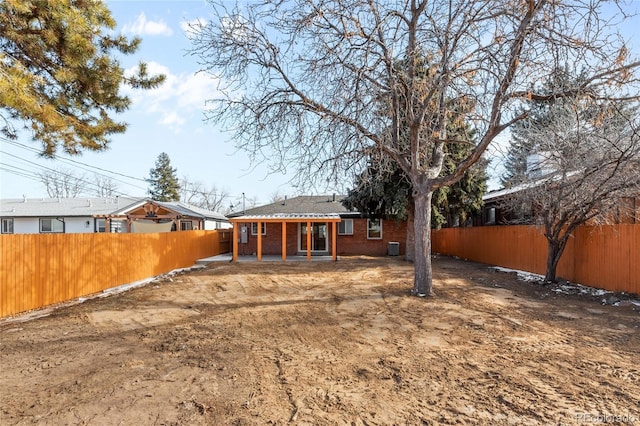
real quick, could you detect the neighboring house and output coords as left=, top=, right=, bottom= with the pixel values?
left=227, top=195, right=406, bottom=260
left=113, top=199, right=231, bottom=233
left=477, top=183, right=639, bottom=226
left=0, top=197, right=229, bottom=234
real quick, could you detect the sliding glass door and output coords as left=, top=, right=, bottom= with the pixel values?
left=299, top=222, right=328, bottom=252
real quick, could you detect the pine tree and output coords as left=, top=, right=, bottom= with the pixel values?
left=501, top=67, right=581, bottom=188
left=148, top=153, right=180, bottom=201
left=500, top=122, right=536, bottom=188
left=344, top=139, right=487, bottom=230
left=0, top=0, right=164, bottom=156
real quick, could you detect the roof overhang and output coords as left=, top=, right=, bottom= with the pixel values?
left=229, top=213, right=342, bottom=223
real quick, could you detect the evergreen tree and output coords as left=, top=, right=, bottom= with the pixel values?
left=344, top=139, right=487, bottom=230
left=500, top=123, right=536, bottom=188
left=501, top=67, right=582, bottom=188
left=148, top=153, right=180, bottom=201
left=0, top=0, right=165, bottom=156
left=432, top=143, right=488, bottom=229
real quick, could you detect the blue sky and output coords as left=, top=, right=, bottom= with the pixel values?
left=0, top=0, right=299, bottom=209
left=1, top=1, right=638, bottom=208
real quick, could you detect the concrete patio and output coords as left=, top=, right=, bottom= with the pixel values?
left=196, top=253, right=338, bottom=264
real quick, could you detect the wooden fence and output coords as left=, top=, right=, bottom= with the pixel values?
left=0, top=230, right=231, bottom=318
left=431, top=224, right=640, bottom=295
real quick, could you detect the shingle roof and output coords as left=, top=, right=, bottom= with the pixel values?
left=0, top=197, right=141, bottom=217
left=156, top=201, right=228, bottom=221
left=230, top=213, right=342, bottom=222
left=228, top=195, right=358, bottom=218
left=0, top=197, right=228, bottom=221
left=109, top=199, right=228, bottom=220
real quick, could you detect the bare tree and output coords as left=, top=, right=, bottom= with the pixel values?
left=501, top=99, right=640, bottom=283
left=38, top=169, right=86, bottom=198
left=269, top=191, right=285, bottom=204
left=93, top=174, right=119, bottom=197
left=191, top=0, right=640, bottom=296
left=180, top=176, right=230, bottom=212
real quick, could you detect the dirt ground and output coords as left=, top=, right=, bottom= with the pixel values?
left=1, top=256, right=639, bottom=425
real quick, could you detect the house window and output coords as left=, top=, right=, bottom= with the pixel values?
left=367, top=218, right=382, bottom=239
left=181, top=221, right=193, bottom=231
left=40, top=218, right=64, bottom=233
left=251, top=222, right=266, bottom=235
left=110, top=220, right=124, bottom=233
left=2, top=218, right=14, bottom=234
left=485, top=207, right=496, bottom=225
left=338, top=219, right=353, bottom=235
left=96, top=218, right=106, bottom=233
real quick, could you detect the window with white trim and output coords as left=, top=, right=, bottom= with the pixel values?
left=367, top=218, right=382, bottom=239
left=251, top=222, right=266, bottom=235
left=110, top=220, right=124, bottom=233
left=2, top=218, right=14, bottom=234
left=485, top=207, right=496, bottom=225
left=96, top=218, right=106, bottom=233
left=338, top=219, right=353, bottom=235
left=40, top=218, right=64, bottom=233
left=181, top=221, right=193, bottom=231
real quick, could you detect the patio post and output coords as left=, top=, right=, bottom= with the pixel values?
left=257, top=220, right=263, bottom=261
left=306, top=220, right=312, bottom=261
left=232, top=221, right=238, bottom=261
left=332, top=221, right=337, bottom=261
left=282, top=221, right=287, bottom=261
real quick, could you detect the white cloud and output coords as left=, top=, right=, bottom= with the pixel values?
left=180, top=18, right=206, bottom=40
left=125, top=62, right=223, bottom=134
left=159, top=111, right=186, bottom=133
left=122, top=13, right=173, bottom=36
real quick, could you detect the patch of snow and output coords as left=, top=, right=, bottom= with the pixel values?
left=489, top=266, right=637, bottom=302
left=552, top=283, right=611, bottom=297
left=491, top=266, right=544, bottom=282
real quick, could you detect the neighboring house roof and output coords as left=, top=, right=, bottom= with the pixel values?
left=228, top=195, right=359, bottom=218
left=156, top=201, right=228, bottom=222
left=0, top=197, right=141, bottom=218
left=483, top=170, right=583, bottom=202
left=0, top=197, right=228, bottom=222
left=109, top=199, right=227, bottom=221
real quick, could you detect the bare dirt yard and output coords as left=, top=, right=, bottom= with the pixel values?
left=1, top=256, right=639, bottom=425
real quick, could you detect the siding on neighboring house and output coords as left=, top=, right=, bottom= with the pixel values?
left=0, top=197, right=230, bottom=234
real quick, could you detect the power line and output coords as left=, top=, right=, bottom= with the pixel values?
left=1, top=138, right=249, bottom=201
left=1, top=138, right=149, bottom=184
left=0, top=160, right=142, bottom=198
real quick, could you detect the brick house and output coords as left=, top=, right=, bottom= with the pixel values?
left=227, top=195, right=407, bottom=260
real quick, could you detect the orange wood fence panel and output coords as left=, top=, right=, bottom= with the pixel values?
left=0, top=230, right=230, bottom=318
left=432, top=224, right=639, bottom=295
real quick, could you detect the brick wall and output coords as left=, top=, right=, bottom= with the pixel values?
left=337, top=218, right=407, bottom=256
left=235, top=219, right=407, bottom=257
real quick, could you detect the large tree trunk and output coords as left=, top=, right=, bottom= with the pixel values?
left=412, top=191, right=434, bottom=296
left=405, top=197, right=415, bottom=262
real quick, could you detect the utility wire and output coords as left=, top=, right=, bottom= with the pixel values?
left=1, top=138, right=247, bottom=202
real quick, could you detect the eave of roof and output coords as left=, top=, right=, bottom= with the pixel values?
left=227, top=195, right=358, bottom=218
left=229, top=213, right=342, bottom=222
